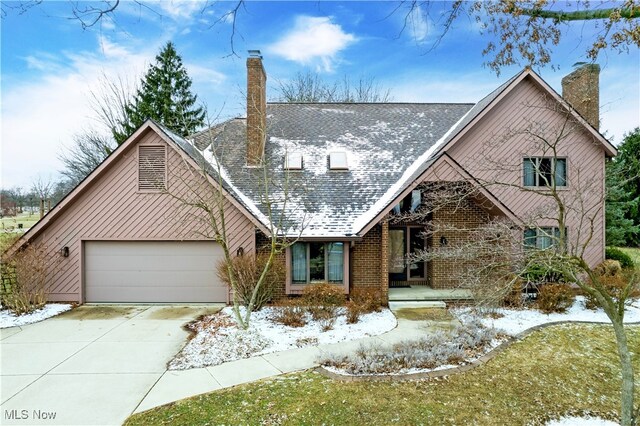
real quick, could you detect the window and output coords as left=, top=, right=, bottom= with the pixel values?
left=392, top=189, right=422, bottom=214
left=138, top=145, right=166, bottom=191
left=523, top=157, right=566, bottom=187
left=291, top=242, right=344, bottom=284
left=524, top=227, right=564, bottom=249
left=329, top=152, right=348, bottom=170
left=285, top=152, right=303, bottom=170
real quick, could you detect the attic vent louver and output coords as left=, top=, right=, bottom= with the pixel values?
left=138, top=145, right=166, bottom=191
left=285, top=152, right=303, bottom=170
left=329, top=152, right=348, bottom=170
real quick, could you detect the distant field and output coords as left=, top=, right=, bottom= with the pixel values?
left=0, top=212, right=39, bottom=231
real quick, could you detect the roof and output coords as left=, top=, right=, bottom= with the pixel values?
left=194, top=103, right=474, bottom=237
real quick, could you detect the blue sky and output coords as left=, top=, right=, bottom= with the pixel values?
left=2, top=1, right=639, bottom=188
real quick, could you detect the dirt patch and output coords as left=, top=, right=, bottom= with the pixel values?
left=394, top=308, right=453, bottom=322
left=146, top=306, right=223, bottom=320
left=59, top=306, right=142, bottom=320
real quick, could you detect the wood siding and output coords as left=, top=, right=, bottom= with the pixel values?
left=444, top=76, right=605, bottom=267
left=30, top=129, right=255, bottom=302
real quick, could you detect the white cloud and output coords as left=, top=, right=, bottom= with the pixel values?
left=156, top=0, right=202, bottom=20
left=1, top=36, right=227, bottom=188
left=406, top=4, right=431, bottom=43
left=268, top=16, right=356, bottom=72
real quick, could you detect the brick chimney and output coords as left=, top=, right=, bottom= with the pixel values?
left=246, top=50, right=267, bottom=165
left=561, top=63, right=600, bottom=130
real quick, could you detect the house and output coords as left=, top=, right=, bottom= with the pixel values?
left=6, top=52, right=616, bottom=304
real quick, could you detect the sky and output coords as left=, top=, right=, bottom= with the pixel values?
left=1, top=1, right=639, bottom=189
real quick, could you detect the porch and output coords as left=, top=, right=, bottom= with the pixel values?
left=388, top=286, right=473, bottom=302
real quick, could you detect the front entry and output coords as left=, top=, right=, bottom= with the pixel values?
left=388, top=227, right=427, bottom=286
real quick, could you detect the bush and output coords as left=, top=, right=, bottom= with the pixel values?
left=593, top=259, right=622, bottom=277
left=536, top=283, right=575, bottom=314
left=271, top=299, right=307, bottom=328
left=521, top=261, right=568, bottom=284
left=349, top=288, right=382, bottom=313
left=502, top=278, right=526, bottom=308
left=584, top=271, right=640, bottom=310
left=1, top=242, right=57, bottom=315
left=302, top=283, right=345, bottom=329
left=321, top=317, right=496, bottom=374
left=216, top=254, right=284, bottom=311
left=345, top=301, right=364, bottom=324
left=605, top=247, right=634, bottom=269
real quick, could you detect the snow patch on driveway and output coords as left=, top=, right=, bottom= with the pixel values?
left=1, top=303, right=72, bottom=328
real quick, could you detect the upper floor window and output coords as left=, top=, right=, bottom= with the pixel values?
left=392, top=189, right=422, bottom=215
left=523, top=157, right=567, bottom=187
left=138, top=145, right=166, bottom=191
left=329, top=152, right=348, bottom=170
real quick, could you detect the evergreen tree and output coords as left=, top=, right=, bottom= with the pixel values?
left=606, top=128, right=640, bottom=247
left=118, top=41, right=205, bottom=142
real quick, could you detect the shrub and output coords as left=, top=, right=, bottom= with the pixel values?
left=521, top=261, right=568, bottom=285
left=349, top=288, right=382, bottom=313
left=216, top=254, right=284, bottom=311
left=321, top=317, right=496, bottom=374
left=605, top=247, right=634, bottom=269
left=302, top=283, right=345, bottom=328
left=502, top=277, right=526, bottom=308
left=302, top=282, right=346, bottom=307
left=536, top=283, right=575, bottom=314
left=346, top=301, right=364, bottom=324
left=584, top=271, right=640, bottom=310
left=593, top=259, right=622, bottom=277
left=271, top=299, right=307, bottom=328
left=1, top=242, right=57, bottom=315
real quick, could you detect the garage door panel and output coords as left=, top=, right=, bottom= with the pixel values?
left=87, top=286, right=228, bottom=304
left=84, top=241, right=227, bottom=303
left=85, top=270, right=218, bottom=287
left=84, top=255, right=218, bottom=272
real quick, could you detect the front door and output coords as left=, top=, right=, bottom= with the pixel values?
left=388, top=227, right=426, bottom=282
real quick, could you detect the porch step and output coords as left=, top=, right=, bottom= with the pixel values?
left=388, top=287, right=474, bottom=302
left=389, top=301, right=447, bottom=310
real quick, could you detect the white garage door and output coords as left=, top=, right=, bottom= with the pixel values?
left=84, top=241, right=227, bottom=303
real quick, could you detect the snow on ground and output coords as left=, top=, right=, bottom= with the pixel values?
left=546, top=416, right=619, bottom=426
left=456, top=296, right=640, bottom=337
left=0, top=304, right=72, bottom=328
left=169, top=307, right=397, bottom=370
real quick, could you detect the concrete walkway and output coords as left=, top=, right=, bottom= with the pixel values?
left=1, top=304, right=450, bottom=425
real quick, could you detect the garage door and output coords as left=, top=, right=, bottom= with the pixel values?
left=84, top=241, right=227, bottom=303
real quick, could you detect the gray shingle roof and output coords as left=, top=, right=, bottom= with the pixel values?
left=185, top=74, right=521, bottom=238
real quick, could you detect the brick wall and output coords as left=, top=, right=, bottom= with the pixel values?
left=351, top=224, right=388, bottom=302
left=255, top=232, right=287, bottom=301
left=561, top=63, right=600, bottom=130
left=246, top=56, right=266, bottom=165
left=430, top=198, right=490, bottom=289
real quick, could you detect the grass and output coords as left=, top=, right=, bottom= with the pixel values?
left=125, top=324, right=639, bottom=426
left=618, top=247, right=640, bottom=270
left=394, top=307, right=453, bottom=321
left=0, top=212, right=39, bottom=231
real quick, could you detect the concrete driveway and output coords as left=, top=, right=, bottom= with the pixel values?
left=0, top=305, right=222, bottom=426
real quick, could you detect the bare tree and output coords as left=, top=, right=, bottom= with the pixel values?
left=59, top=131, right=116, bottom=186
left=277, top=71, right=392, bottom=103
left=159, top=116, right=305, bottom=329
left=397, top=98, right=639, bottom=424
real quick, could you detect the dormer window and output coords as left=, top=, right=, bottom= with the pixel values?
left=329, top=151, right=348, bottom=170
left=285, top=152, right=303, bottom=170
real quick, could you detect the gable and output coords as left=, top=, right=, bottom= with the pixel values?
left=6, top=121, right=265, bottom=257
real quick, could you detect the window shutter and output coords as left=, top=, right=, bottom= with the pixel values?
left=138, top=145, right=166, bottom=191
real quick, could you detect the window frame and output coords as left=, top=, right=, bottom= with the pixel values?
left=523, top=227, right=566, bottom=250
left=286, top=241, right=349, bottom=294
left=523, top=157, right=567, bottom=188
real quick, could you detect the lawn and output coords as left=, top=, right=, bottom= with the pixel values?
left=619, top=247, right=640, bottom=270
left=0, top=212, right=39, bottom=231
left=126, top=323, right=639, bottom=426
